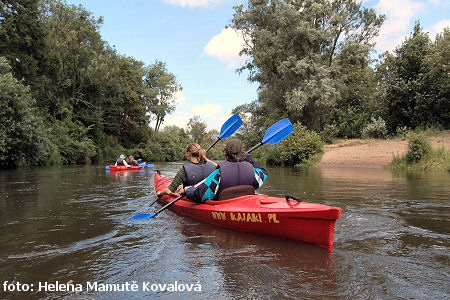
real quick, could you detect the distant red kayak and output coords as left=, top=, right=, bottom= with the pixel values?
left=108, top=165, right=143, bottom=171
left=154, top=172, right=341, bottom=251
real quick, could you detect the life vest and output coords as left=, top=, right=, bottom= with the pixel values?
left=116, top=158, right=125, bottom=166
left=183, top=161, right=216, bottom=186
left=218, top=161, right=255, bottom=192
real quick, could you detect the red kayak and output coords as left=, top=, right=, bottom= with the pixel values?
left=154, top=173, right=341, bottom=251
left=108, top=165, right=143, bottom=171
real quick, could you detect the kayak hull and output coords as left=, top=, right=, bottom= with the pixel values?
left=154, top=173, right=341, bottom=251
left=108, top=165, right=143, bottom=171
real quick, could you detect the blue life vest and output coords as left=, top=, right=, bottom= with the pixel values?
left=218, top=161, right=254, bottom=191
left=183, top=161, right=216, bottom=186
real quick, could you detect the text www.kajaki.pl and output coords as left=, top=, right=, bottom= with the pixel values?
left=3, top=280, right=202, bottom=293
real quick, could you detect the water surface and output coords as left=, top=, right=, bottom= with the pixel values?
left=0, top=164, right=448, bottom=299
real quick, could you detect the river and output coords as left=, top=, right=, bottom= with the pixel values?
left=0, top=164, right=448, bottom=299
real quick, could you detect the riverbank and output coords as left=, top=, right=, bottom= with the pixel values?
left=314, top=131, right=450, bottom=168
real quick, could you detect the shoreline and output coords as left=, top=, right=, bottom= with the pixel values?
left=313, top=131, right=450, bottom=169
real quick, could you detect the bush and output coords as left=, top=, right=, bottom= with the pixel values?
left=406, top=132, right=431, bottom=163
left=320, top=124, right=339, bottom=144
left=281, top=122, right=324, bottom=166
left=361, top=117, right=387, bottom=139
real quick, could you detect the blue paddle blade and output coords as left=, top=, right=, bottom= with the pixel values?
left=218, top=114, right=243, bottom=139
left=262, top=118, right=294, bottom=144
left=138, top=159, right=142, bottom=162
left=105, top=166, right=110, bottom=170
left=130, top=213, right=156, bottom=220
left=146, top=164, right=154, bottom=167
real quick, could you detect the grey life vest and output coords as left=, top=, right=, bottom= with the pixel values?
left=218, top=161, right=254, bottom=191
left=183, top=161, right=216, bottom=186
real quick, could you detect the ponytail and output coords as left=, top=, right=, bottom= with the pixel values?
left=186, top=143, right=207, bottom=164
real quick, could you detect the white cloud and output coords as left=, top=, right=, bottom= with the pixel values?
left=432, top=19, right=450, bottom=33
left=204, top=27, right=248, bottom=69
left=164, top=0, right=225, bottom=8
left=373, top=0, right=425, bottom=51
left=161, top=101, right=232, bottom=131
left=191, top=103, right=223, bottom=116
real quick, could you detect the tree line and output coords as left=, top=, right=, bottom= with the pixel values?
left=1, top=0, right=448, bottom=169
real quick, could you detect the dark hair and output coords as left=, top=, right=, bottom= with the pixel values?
left=186, top=143, right=207, bottom=164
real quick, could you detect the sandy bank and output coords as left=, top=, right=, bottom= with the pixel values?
left=314, top=131, right=450, bottom=168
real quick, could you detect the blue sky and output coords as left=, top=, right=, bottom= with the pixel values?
left=65, top=0, right=449, bottom=131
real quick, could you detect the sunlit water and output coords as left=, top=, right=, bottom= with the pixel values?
left=0, top=164, right=448, bottom=299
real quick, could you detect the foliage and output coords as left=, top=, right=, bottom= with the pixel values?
left=230, top=0, right=384, bottom=131
left=376, top=22, right=449, bottom=131
left=320, top=124, right=339, bottom=144
left=143, top=60, right=181, bottom=132
left=390, top=145, right=449, bottom=171
left=0, top=57, right=49, bottom=168
left=187, top=116, right=207, bottom=144
left=280, top=122, right=324, bottom=166
left=405, top=132, right=431, bottom=163
left=361, top=117, right=387, bottom=139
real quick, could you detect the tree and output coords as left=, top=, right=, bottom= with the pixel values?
left=187, top=116, right=207, bottom=144
left=143, top=60, right=182, bottom=132
left=230, top=0, right=384, bottom=130
left=40, top=0, right=105, bottom=120
left=0, top=0, right=47, bottom=96
left=376, top=22, right=445, bottom=131
left=0, top=57, right=47, bottom=168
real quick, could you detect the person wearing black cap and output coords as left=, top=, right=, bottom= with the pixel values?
left=185, top=139, right=268, bottom=203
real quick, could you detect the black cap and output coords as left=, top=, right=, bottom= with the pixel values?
left=225, top=139, right=243, bottom=155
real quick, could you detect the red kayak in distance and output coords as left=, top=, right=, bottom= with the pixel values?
left=154, top=172, right=341, bottom=251
left=108, top=165, right=144, bottom=171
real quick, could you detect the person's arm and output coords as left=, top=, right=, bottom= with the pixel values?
left=124, top=160, right=130, bottom=167
left=244, top=153, right=268, bottom=189
left=156, top=167, right=186, bottom=197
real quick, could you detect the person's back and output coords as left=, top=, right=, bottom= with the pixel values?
left=186, top=139, right=268, bottom=203
left=115, top=154, right=129, bottom=166
left=157, top=143, right=216, bottom=198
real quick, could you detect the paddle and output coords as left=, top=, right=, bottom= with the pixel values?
left=130, top=194, right=185, bottom=220
left=206, top=114, right=242, bottom=152
left=246, top=118, right=294, bottom=154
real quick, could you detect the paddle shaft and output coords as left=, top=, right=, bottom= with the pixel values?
left=148, top=196, right=159, bottom=207
left=206, top=138, right=220, bottom=152
left=246, top=142, right=263, bottom=154
left=153, top=194, right=185, bottom=217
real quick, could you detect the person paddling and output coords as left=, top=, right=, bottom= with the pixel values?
left=115, top=154, right=130, bottom=167
left=186, top=139, right=268, bottom=202
left=127, top=155, right=139, bottom=166
left=156, top=143, right=216, bottom=197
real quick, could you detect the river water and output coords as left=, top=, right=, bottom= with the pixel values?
left=0, top=163, right=448, bottom=299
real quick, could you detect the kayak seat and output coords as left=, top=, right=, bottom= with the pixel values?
left=216, top=185, right=255, bottom=200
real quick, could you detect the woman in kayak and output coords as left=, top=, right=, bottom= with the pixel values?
left=186, top=139, right=268, bottom=202
left=156, top=143, right=216, bottom=197
left=115, top=154, right=130, bottom=167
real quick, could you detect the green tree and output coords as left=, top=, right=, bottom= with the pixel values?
left=187, top=115, right=207, bottom=144
left=230, top=0, right=384, bottom=130
left=420, top=28, right=450, bottom=128
left=40, top=0, right=105, bottom=120
left=143, top=60, right=182, bottom=132
left=376, top=22, right=450, bottom=131
left=0, top=57, right=47, bottom=168
left=0, top=0, right=47, bottom=96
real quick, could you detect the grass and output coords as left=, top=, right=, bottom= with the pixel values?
left=389, top=146, right=450, bottom=171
